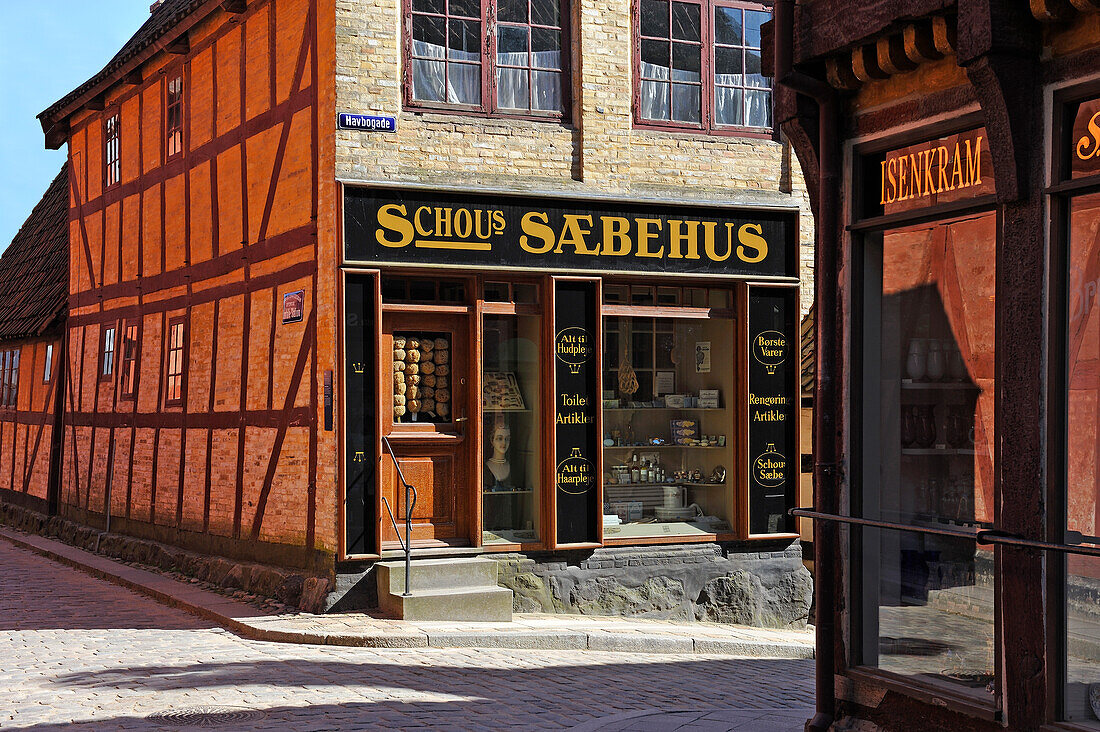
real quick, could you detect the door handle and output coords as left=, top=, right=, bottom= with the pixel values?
left=455, top=417, right=469, bottom=423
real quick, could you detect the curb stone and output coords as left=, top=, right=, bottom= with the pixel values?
left=0, top=527, right=814, bottom=658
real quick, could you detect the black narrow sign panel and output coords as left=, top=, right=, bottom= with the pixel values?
left=344, top=276, right=376, bottom=555
left=344, top=187, right=798, bottom=279
left=748, top=288, right=797, bottom=535
left=555, top=281, right=600, bottom=544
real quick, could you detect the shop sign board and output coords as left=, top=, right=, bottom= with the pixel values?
left=866, top=127, right=995, bottom=218
left=344, top=187, right=798, bottom=279
left=747, top=288, right=797, bottom=535
left=555, top=281, right=600, bottom=545
left=282, top=290, right=304, bottom=324
left=1071, top=97, right=1100, bottom=178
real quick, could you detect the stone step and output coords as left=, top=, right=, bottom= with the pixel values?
left=376, top=558, right=501, bottom=595
left=378, top=585, right=514, bottom=622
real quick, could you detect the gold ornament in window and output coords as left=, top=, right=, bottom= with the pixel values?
left=618, top=358, right=639, bottom=396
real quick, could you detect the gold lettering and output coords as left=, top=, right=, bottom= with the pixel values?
left=710, top=224, right=736, bottom=262
left=909, top=153, right=922, bottom=198
left=880, top=160, right=888, bottom=205
left=636, top=218, right=664, bottom=258
left=667, top=220, right=701, bottom=260
left=414, top=206, right=432, bottom=237
left=1077, top=111, right=1100, bottom=161
left=898, top=154, right=908, bottom=200
left=519, top=211, right=555, bottom=254
left=887, top=158, right=897, bottom=203
left=474, top=209, right=492, bottom=239
left=965, top=136, right=982, bottom=187
left=937, top=146, right=950, bottom=192
left=492, top=209, right=506, bottom=234
left=375, top=204, right=413, bottom=248
left=453, top=208, right=473, bottom=239
left=555, top=214, right=599, bottom=255
left=736, top=223, right=768, bottom=263
left=923, top=149, right=936, bottom=196
left=435, top=207, right=453, bottom=238
left=950, top=142, right=963, bottom=190
left=600, top=216, right=632, bottom=256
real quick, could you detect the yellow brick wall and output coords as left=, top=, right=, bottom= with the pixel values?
left=333, top=0, right=816, bottom=313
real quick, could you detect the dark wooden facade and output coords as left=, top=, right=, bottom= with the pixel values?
left=771, top=1, right=1100, bottom=731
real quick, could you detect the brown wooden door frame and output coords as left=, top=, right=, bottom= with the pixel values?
left=380, top=309, right=474, bottom=548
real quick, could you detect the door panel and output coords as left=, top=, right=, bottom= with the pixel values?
left=381, top=311, right=471, bottom=547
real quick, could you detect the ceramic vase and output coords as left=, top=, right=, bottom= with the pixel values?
left=906, top=339, right=927, bottom=381
left=926, top=340, right=946, bottom=381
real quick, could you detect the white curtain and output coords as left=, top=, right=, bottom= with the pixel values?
left=497, top=49, right=562, bottom=111
left=639, top=62, right=670, bottom=120
left=412, top=39, right=480, bottom=105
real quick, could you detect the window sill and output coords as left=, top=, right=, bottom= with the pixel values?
left=632, top=121, right=776, bottom=140
left=402, top=105, right=573, bottom=128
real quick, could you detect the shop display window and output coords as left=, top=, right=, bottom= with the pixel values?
left=1064, top=190, right=1100, bottom=727
left=857, top=212, right=998, bottom=698
left=601, top=311, right=735, bottom=539
left=482, top=313, right=542, bottom=544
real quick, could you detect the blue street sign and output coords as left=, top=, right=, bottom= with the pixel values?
left=338, top=113, right=397, bottom=133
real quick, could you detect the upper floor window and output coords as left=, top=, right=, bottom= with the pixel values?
left=43, top=344, right=53, bottom=383
left=635, top=0, right=772, bottom=133
left=166, top=76, right=184, bottom=158
left=121, top=324, right=139, bottom=398
left=104, top=113, right=121, bottom=187
left=165, top=318, right=186, bottom=405
left=1, top=349, right=19, bottom=408
left=101, top=325, right=116, bottom=380
left=406, top=0, right=569, bottom=117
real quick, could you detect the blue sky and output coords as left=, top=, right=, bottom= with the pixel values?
left=0, top=1, right=153, bottom=251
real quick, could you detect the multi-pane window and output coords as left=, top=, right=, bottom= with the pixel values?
left=121, top=324, right=139, bottom=398
left=101, top=325, right=116, bottom=380
left=104, top=114, right=120, bottom=187
left=166, top=76, right=184, bottom=157
left=44, top=344, right=53, bottom=383
left=166, top=319, right=186, bottom=405
left=407, top=0, right=568, bottom=116
left=1, top=349, right=19, bottom=408
left=635, top=0, right=772, bottom=132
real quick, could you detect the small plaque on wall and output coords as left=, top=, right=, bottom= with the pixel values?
left=283, top=290, right=304, bottom=324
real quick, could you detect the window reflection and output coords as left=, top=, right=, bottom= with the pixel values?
left=1065, top=191, right=1100, bottom=727
left=859, top=212, right=998, bottom=698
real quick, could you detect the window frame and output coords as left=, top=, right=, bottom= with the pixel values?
left=100, top=324, right=117, bottom=382
left=165, top=73, right=184, bottom=159
left=631, top=0, right=773, bottom=137
left=120, top=323, right=140, bottom=399
left=165, top=317, right=187, bottom=407
left=401, top=0, right=573, bottom=122
left=1, top=349, right=19, bottom=410
left=104, top=111, right=121, bottom=189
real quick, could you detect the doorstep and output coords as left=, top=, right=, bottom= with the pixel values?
left=0, top=526, right=814, bottom=658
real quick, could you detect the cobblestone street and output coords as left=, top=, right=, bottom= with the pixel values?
left=0, top=541, right=814, bottom=731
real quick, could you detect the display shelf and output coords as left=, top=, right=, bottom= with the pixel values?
left=900, top=380, right=980, bottom=391
left=483, top=489, right=534, bottom=495
left=604, top=407, right=726, bottom=412
left=901, top=447, right=977, bottom=456
left=604, top=481, right=727, bottom=489
left=603, top=444, right=726, bottom=449
left=483, top=408, right=532, bottom=413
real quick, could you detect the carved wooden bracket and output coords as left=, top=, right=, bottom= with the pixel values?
left=820, top=15, right=957, bottom=92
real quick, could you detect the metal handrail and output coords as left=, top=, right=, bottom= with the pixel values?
left=791, top=508, right=1100, bottom=558
left=381, top=435, right=417, bottom=596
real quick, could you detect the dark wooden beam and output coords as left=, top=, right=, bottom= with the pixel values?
left=86, top=95, right=106, bottom=111
left=166, top=34, right=190, bottom=55
left=123, top=68, right=143, bottom=86
left=221, top=0, right=247, bottom=12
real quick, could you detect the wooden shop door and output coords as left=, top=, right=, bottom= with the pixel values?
left=381, top=312, right=471, bottom=548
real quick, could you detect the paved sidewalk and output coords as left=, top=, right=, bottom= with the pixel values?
left=0, top=526, right=815, bottom=658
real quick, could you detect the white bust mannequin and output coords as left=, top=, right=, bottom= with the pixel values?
left=485, top=423, right=512, bottom=487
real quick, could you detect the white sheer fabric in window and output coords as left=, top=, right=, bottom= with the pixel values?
left=412, top=40, right=480, bottom=105
left=640, top=62, right=671, bottom=120
left=497, top=50, right=562, bottom=111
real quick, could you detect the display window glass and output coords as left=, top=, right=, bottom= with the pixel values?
left=857, top=211, right=999, bottom=699
left=482, top=312, right=543, bottom=545
left=602, top=305, right=735, bottom=539
left=1064, top=190, right=1100, bottom=727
